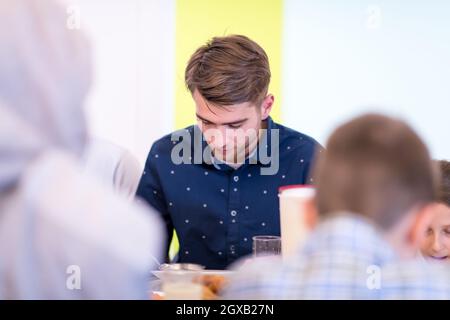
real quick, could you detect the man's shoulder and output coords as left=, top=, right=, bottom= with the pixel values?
left=273, top=121, right=322, bottom=156
left=275, top=122, right=319, bottom=145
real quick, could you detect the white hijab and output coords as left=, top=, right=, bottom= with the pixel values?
left=0, top=0, right=163, bottom=299
left=0, top=0, right=90, bottom=189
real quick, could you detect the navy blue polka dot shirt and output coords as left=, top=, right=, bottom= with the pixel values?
left=136, top=117, right=321, bottom=269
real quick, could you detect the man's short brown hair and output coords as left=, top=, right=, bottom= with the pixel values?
left=185, top=35, right=270, bottom=106
left=313, top=114, right=437, bottom=230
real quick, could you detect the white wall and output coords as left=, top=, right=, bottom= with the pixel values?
left=70, top=0, right=175, bottom=165
left=282, top=0, right=450, bottom=159
left=68, top=0, right=449, bottom=164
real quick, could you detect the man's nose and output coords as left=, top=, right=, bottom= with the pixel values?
left=204, top=127, right=227, bottom=148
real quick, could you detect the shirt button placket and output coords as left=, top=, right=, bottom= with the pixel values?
left=228, top=174, right=241, bottom=261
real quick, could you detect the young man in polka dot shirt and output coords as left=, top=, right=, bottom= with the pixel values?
left=136, top=35, right=321, bottom=270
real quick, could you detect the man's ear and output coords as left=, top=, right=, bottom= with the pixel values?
left=407, top=204, right=434, bottom=248
left=260, top=94, right=274, bottom=120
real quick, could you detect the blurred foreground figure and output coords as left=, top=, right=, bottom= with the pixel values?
left=224, top=114, right=450, bottom=299
left=0, top=0, right=163, bottom=299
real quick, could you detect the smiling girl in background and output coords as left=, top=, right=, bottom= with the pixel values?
left=421, top=160, right=450, bottom=261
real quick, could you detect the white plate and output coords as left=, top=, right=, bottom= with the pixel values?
left=151, top=269, right=233, bottom=279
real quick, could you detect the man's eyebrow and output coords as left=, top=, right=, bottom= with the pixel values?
left=196, top=114, right=248, bottom=126
left=196, top=114, right=213, bottom=123
left=222, top=118, right=248, bottom=126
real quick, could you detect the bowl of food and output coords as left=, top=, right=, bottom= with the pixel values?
left=158, top=263, right=205, bottom=272
left=151, top=264, right=233, bottom=300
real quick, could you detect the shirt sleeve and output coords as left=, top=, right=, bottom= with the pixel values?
left=135, top=143, right=173, bottom=261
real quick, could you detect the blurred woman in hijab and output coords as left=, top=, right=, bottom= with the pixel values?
left=0, top=0, right=164, bottom=299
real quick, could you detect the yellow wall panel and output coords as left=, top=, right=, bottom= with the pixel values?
left=174, top=0, right=284, bottom=129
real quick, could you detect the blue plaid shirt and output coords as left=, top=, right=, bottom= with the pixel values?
left=223, top=214, right=450, bottom=299
left=136, top=117, right=320, bottom=269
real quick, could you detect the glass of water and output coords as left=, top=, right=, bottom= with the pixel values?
left=252, top=235, right=282, bottom=257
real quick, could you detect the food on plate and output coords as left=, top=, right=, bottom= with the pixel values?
left=200, top=274, right=228, bottom=300
left=151, top=267, right=231, bottom=300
